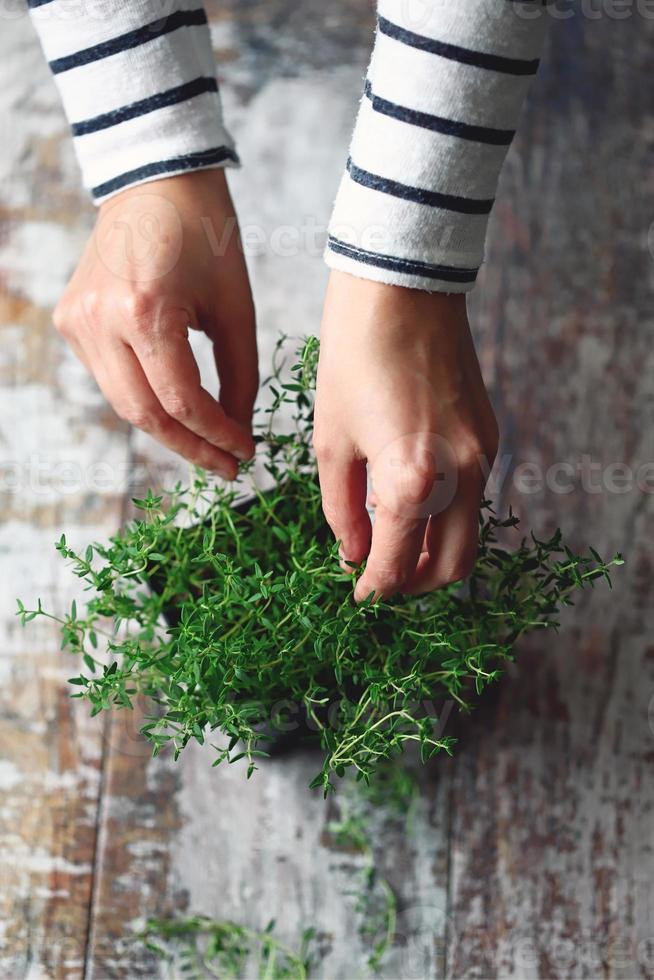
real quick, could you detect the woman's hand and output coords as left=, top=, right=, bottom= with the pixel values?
left=53, top=169, right=258, bottom=480
left=314, top=271, right=499, bottom=601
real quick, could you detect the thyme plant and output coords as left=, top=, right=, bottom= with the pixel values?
left=18, top=336, right=623, bottom=793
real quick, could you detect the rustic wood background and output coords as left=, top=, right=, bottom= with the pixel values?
left=1, top=2, right=652, bottom=978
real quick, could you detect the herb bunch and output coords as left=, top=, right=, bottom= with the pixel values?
left=18, top=336, right=623, bottom=793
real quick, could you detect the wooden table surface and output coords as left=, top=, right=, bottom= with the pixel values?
left=1, top=3, right=652, bottom=978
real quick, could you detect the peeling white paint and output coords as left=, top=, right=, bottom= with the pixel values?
left=0, top=849, right=92, bottom=876
left=0, top=760, right=23, bottom=791
left=0, top=221, right=86, bottom=308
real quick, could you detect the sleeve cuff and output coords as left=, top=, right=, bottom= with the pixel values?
left=325, top=165, right=483, bottom=294
left=88, top=138, right=240, bottom=205
left=28, top=1, right=240, bottom=205
left=324, top=234, right=479, bottom=294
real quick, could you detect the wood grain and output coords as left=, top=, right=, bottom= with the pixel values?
left=0, top=16, right=130, bottom=980
left=453, top=9, right=654, bottom=978
left=1, top=3, right=652, bottom=979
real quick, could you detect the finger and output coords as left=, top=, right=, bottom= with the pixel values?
left=89, top=338, right=242, bottom=479
left=127, top=306, right=256, bottom=461
left=404, top=472, right=482, bottom=594
left=354, top=504, right=427, bottom=602
left=209, top=318, right=259, bottom=433
left=316, top=448, right=371, bottom=572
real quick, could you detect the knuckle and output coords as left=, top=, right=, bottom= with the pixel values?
left=312, top=433, right=333, bottom=463
left=367, top=561, right=405, bottom=596
left=191, top=451, right=214, bottom=471
left=158, top=388, right=195, bottom=422
left=118, top=403, right=160, bottom=431
left=119, top=289, right=156, bottom=322
left=457, top=435, right=485, bottom=474
left=440, top=554, right=476, bottom=588
left=321, top=497, right=340, bottom=530
left=126, top=315, right=158, bottom=355
left=387, top=457, right=436, bottom=509
left=80, top=289, right=102, bottom=321
left=198, top=454, right=219, bottom=472
left=52, top=303, right=70, bottom=336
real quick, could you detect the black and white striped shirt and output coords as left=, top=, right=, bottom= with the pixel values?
left=28, top=0, right=549, bottom=294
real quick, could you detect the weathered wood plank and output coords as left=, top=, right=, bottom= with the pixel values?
left=0, top=16, right=132, bottom=980
left=4, top=3, right=652, bottom=979
left=89, top=730, right=450, bottom=979
left=450, top=10, right=654, bottom=978
left=84, top=702, right=183, bottom=979
left=168, top=747, right=449, bottom=979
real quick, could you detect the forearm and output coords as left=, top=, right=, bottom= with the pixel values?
left=325, top=0, right=550, bottom=293
left=28, top=0, right=238, bottom=203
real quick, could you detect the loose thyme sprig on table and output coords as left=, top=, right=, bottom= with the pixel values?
left=138, top=915, right=317, bottom=980
left=17, top=335, right=623, bottom=793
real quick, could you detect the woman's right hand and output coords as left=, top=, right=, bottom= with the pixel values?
left=314, top=271, right=499, bottom=601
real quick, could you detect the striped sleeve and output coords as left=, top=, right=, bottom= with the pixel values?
left=27, top=0, right=238, bottom=204
left=325, top=0, right=550, bottom=293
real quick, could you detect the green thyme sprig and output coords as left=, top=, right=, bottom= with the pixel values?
left=17, top=335, right=623, bottom=793
left=325, top=770, right=410, bottom=973
left=139, top=914, right=316, bottom=980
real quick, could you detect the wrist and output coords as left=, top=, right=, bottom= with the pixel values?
left=328, top=269, right=465, bottom=307
left=98, top=168, right=231, bottom=216
left=324, top=270, right=467, bottom=337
